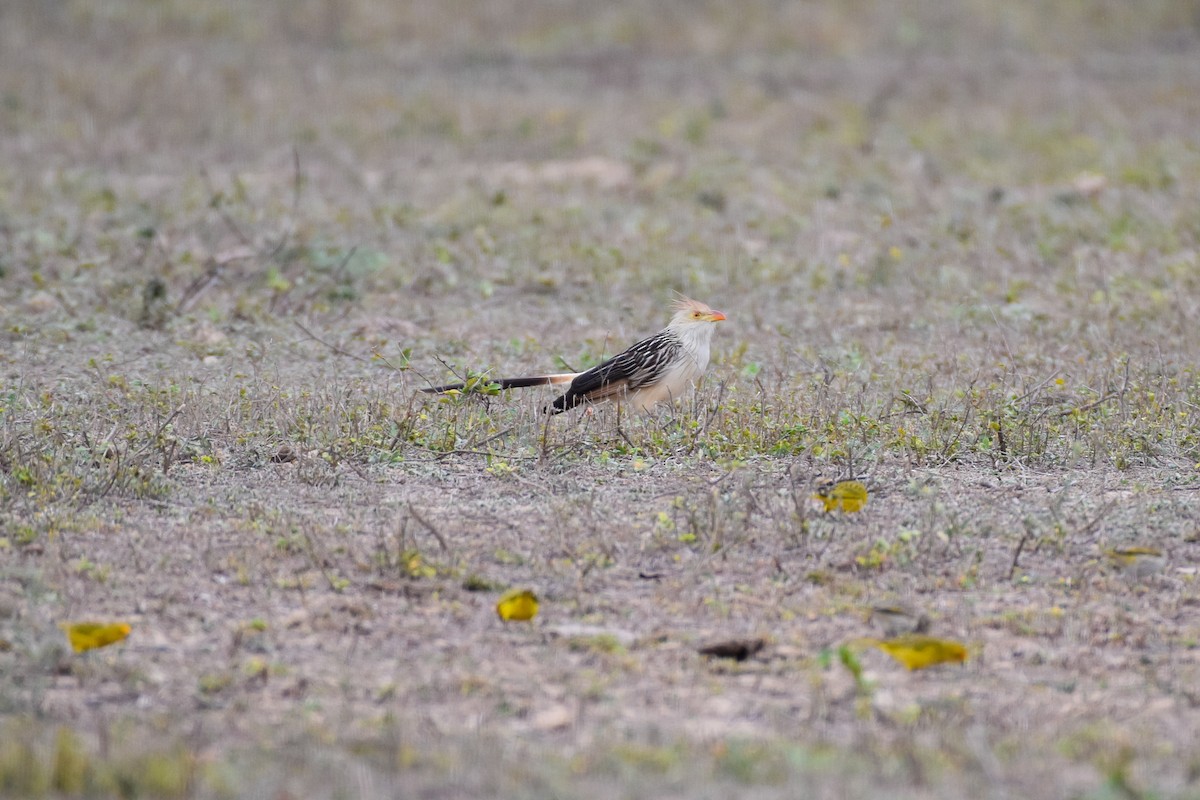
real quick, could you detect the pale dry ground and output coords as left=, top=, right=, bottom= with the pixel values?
left=3, top=1, right=1200, bottom=798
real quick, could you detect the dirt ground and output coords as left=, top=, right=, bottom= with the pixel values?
left=3, top=1, right=1200, bottom=797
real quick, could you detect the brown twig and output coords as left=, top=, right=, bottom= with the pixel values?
left=199, top=166, right=254, bottom=248
left=293, top=319, right=373, bottom=365
left=1008, top=519, right=1034, bottom=581
left=407, top=503, right=449, bottom=552
left=175, top=258, right=223, bottom=314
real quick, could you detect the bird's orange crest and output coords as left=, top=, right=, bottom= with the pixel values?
left=672, top=296, right=715, bottom=316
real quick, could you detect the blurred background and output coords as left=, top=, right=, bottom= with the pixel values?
left=1, top=0, right=1198, bottom=345
left=4, top=0, right=1198, bottom=168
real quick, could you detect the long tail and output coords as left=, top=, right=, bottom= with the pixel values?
left=421, top=373, right=579, bottom=394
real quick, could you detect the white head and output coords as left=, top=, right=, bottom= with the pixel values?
left=667, top=298, right=726, bottom=369
left=668, top=297, right=727, bottom=329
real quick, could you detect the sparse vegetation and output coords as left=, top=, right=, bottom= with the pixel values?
left=2, top=0, right=1200, bottom=797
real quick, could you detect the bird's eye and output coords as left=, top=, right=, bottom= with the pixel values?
left=692, top=311, right=702, bottom=318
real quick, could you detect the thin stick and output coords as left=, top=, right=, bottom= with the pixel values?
left=199, top=166, right=254, bottom=248
left=1008, top=519, right=1033, bottom=581
left=407, top=503, right=449, bottom=552
left=468, top=425, right=517, bottom=450
left=293, top=319, right=373, bottom=365
left=176, top=259, right=223, bottom=314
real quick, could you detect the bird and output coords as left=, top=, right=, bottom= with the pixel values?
left=423, top=297, right=727, bottom=414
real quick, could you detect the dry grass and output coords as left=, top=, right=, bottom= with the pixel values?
left=3, top=0, right=1200, bottom=797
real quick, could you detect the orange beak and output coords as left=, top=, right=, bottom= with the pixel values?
left=709, top=310, right=727, bottom=322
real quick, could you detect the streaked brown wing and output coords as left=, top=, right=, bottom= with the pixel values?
left=550, top=330, right=681, bottom=412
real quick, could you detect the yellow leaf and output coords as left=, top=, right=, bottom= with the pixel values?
left=59, top=621, right=132, bottom=653
left=496, top=588, right=538, bottom=622
left=862, top=634, right=968, bottom=671
left=814, top=480, right=869, bottom=513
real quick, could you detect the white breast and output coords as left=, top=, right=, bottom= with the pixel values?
left=623, top=329, right=712, bottom=412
